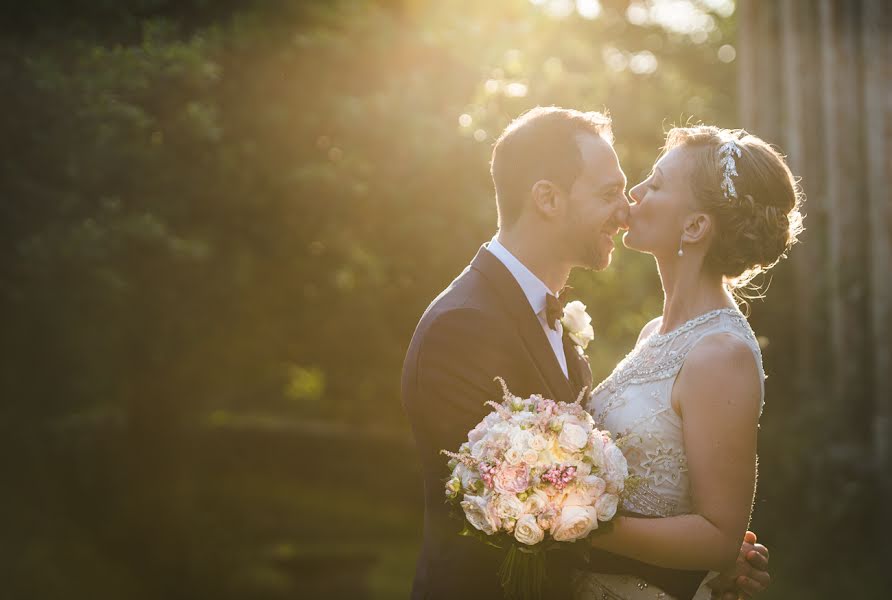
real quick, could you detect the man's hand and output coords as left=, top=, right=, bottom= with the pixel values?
left=707, top=531, right=770, bottom=600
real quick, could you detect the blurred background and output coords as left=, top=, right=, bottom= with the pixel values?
left=1, top=0, right=888, bottom=598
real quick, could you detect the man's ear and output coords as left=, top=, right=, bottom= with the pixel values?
left=682, top=212, right=713, bottom=245
left=530, top=179, right=562, bottom=219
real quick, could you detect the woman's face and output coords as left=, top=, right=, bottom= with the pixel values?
left=623, top=146, right=697, bottom=257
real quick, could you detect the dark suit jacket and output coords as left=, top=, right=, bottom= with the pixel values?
left=401, top=245, right=705, bottom=600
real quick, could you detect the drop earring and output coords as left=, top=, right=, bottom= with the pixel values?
left=677, top=238, right=684, bottom=257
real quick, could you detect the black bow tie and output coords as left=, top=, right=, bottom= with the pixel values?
left=545, top=287, right=571, bottom=331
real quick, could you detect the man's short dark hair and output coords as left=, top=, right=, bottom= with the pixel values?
left=490, top=106, right=613, bottom=228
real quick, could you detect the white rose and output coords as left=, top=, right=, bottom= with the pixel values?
left=561, top=301, right=591, bottom=332
left=522, top=449, right=539, bottom=464
left=494, top=493, right=525, bottom=521
left=489, top=420, right=511, bottom=436
left=558, top=422, right=589, bottom=452
left=595, top=493, right=619, bottom=522
left=509, top=429, right=533, bottom=451
left=511, top=411, right=536, bottom=426
left=471, top=439, right=489, bottom=460
left=461, top=495, right=499, bottom=535
left=570, top=460, right=592, bottom=477
left=529, top=434, right=548, bottom=451
left=523, top=489, right=550, bottom=515
left=537, top=508, right=557, bottom=532
left=569, top=324, right=595, bottom=350
left=468, top=421, right=488, bottom=445
left=514, top=514, right=545, bottom=545
left=562, top=488, right=595, bottom=507
left=587, top=435, right=605, bottom=467
left=552, top=505, right=598, bottom=541
left=483, top=412, right=502, bottom=427
left=581, top=475, right=606, bottom=498
left=504, top=447, right=522, bottom=465
left=560, top=301, right=595, bottom=349
left=456, top=464, right=481, bottom=491
left=604, top=445, right=629, bottom=492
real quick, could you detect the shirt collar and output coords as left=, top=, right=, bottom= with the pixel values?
left=486, top=234, right=553, bottom=316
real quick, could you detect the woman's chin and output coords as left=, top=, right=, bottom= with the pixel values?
left=621, top=231, right=649, bottom=255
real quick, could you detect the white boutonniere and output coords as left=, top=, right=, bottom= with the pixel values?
left=560, top=300, right=595, bottom=351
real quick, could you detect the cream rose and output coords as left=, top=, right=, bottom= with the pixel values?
left=494, top=493, right=525, bottom=521
left=504, top=447, right=522, bottom=465
left=604, top=445, right=629, bottom=492
left=467, top=421, right=488, bottom=445
left=558, top=422, right=589, bottom=452
left=509, top=428, right=533, bottom=450
left=456, top=464, right=481, bottom=491
left=514, top=514, right=545, bottom=545
left=461, top=495, right=499, bottom=535
left=561, top=301, right=595, bottom=349
left=552, top=505, right=598, bottom=541
left=581, top=475, right=607, bottom=498
left=529, top=434, right=548, bottom=451
left=522, top=449, right=539, bottom=464
left=537, top=509, right=557, bottom=532
left=595, top=493, right=619, bottom=521
left=569, top=326, right=595, bottom=350
left=587, top=434, right=605, bottom=467
left=522, top=489, right=550, bottom=515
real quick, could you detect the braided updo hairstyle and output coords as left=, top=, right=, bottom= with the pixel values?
left=664, top=126, right=804, bottom=291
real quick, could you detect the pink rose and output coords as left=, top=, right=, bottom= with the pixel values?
left=494, top=463, right=531, bottom=494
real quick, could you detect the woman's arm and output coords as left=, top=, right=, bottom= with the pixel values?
left=591, top=333, right=761, bottom=572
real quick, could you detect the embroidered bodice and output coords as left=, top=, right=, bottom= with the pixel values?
left=572, top=308, right=765, bottom=600
left=587, top=307, right=765, bottom=518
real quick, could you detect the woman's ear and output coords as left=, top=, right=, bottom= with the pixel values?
left=682, top=212, right=713, bottom=244
left=530, top=179, right=561, bottom=219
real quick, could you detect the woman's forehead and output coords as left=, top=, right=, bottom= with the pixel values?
left=655, top=146, right=690, bottom=176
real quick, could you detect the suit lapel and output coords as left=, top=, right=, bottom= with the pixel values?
left=563, top=333, right=593, bottom=400
left=470, top=245, right=574, bottom=404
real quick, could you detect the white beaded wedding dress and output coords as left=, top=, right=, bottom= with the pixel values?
left=574, top=308, right=765, bottom=600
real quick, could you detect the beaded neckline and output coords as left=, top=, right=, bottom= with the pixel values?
left=646, top=307, right=745, bottom=347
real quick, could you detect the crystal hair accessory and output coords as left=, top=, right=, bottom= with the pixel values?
left=718, top=139, right=742, bottom=200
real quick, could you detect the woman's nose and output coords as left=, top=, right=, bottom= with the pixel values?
left=628, top=182, right=644, bottom=204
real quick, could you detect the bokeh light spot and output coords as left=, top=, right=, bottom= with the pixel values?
left=718, top=44, right=737, bottom=63
left=543, top=0, right=575, bottom=19
left=504, top=82, right=529, bottom=97
left=629, top=50, right=658, bottom=75
left=626, top=2, right=649, bottom=26
left=576, top=0, right=602, bottom=20
left=603, top=46, right=628, bottom=72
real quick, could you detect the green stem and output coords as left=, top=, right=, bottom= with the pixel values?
left=498, top=545, right=547, bottom=600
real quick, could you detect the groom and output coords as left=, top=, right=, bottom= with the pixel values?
left=401, top=107, right=770, bottom=600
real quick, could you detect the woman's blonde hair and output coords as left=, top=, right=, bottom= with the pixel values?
left=663, top=125, right=805, bottom=295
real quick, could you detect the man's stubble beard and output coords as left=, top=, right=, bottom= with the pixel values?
left=572, top=236, right=609, bottom=272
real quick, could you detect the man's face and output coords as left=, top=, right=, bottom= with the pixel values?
left=562, top=132, right=630, bottom=271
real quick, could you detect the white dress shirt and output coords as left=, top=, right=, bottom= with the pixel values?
left=486, top=235, right=569, bottom=378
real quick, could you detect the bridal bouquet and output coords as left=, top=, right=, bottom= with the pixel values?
left=441, top=378, right=628, bottom=600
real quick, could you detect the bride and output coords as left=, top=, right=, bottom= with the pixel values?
left=574, top=125, right=803, bottom=599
